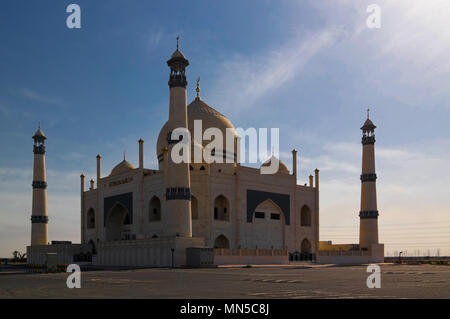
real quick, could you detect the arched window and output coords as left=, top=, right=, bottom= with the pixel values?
left=87, top=208, right=95, bottom=229
left=191, top=195, right=199, bottom=220
left=214, top=234, right=230, bottom=248
left=88, top=239, right=97, bottom=254
left=149, top=196, right=161, bottom=222
left=214, top=195, right=229, bottom=221
left=300, top=205, right=312, bottom=226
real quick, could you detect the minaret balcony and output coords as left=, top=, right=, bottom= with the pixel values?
left=360, top=173, right=377, bottom=182
left=33, top=145, right=46, bottom=154
left=359, top=210, right=379, bottom=219
left=31, top=215, right=49, bottom=224
left=361, top=135, right=375, bottom=145
left=32, top=181, right=47, bottom=189
left=168, top=74, right=187, bottom=88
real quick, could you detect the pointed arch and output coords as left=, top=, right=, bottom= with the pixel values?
left=251, top=199, right=285, bottom=249
left=301, top=238, right=312, bottom=254
left=191, top=195, right=199, bottom=220
left=86, top=208, right=95, bottom=229
left=88, top=239, right=97, bottom=254
left=105, top=202, right=130, bottom=241
left=149, top=196, right=161, bottom=222
left=214, top=195, right=229, bottom=221
left=214, top=234, right=230, bottom=248
left=300, top=205, right=312, bottom=226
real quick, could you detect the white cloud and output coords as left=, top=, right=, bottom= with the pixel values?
left=18, top=88, right=66, bottom=108
left=209, top=28, right=342, bottom=115
left=310, top=0, right=450, bottom=108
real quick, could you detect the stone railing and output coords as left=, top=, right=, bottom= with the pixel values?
left=214, top=248, right=287, bottom=257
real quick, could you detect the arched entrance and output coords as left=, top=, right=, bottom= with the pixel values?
left=300, top=238, right=312, bottom=261
left=87, top=208, right=95, bottom=229
left=106, top=202, right=131, bottom=241
left=149, top=196, right=161, bottom=222
left=214, top=234, right=230, bottom=248
left=251, top=199, right=284, bottom=249
left=88, top=239, right=97, bottom=255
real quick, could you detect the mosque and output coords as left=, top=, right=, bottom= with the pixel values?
left=26, top=41, right=383, bottom=267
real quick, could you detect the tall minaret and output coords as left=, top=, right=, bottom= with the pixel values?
left=30, top=124, right=49, bottom=246
left=164, top=36, right=192, bottom=237
left=359, top=109, right=379, bottom=249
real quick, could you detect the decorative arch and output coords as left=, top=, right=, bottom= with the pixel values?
left=251, top=199, right=285, bottom=249
left=300, top=205, right=312, bottom=227
left=214, top=234, right=230, bottom=248
left=103, top=193, right=133, bottom=226
left=105, top=202, right=130, bottom=241
left=191, top=195, right=199, bottom=220
left=149, top=196, right=161, bottom=222
left=88, top=239, right=97, bottom=254
left=246, top=190, right=290, bottom=225
left=87, top=208, right=95, bottom=229
left=301, top=238, right=312, bottom=254
left=214, top=195, right=229, bottom=221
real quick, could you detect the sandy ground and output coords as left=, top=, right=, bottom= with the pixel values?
left=0, top=263, right=449, bottom=298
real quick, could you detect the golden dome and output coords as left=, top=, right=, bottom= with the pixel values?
left=260, top=155, right=290, bottom=174
left=110, top=160, right=135, bottom=176
left=156, top=97, right=238, bottom=162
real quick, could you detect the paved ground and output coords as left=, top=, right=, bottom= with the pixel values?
left=0, top=263, right=449, bottom=298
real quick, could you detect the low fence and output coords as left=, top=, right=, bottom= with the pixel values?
left=318, top=250, right=372, bottom=257
left=384, top=256, right=450, bottom=264
left=214, top=248, right=288, bottom=265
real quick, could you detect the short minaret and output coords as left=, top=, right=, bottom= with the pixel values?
left=292, top=149, right=297, bottom=178
left=359, top=109, right=379, bottom=249
left=164, top=36, right=192, bottom=237
left=96, top=154, right=101, bottom=187
left=30, top=124, right=49, bottom=246
left=138, top=138, right=144, bottom=170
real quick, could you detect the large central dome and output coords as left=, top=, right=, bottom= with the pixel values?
left=156, top=97, right=238, bottom=165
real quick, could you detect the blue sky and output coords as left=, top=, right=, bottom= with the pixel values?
left=1, top=0, right=449, bottom=257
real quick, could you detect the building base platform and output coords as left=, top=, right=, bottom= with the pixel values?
left=95, top=236, right=206, bottom=267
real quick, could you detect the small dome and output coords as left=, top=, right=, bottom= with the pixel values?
left=110, top=160, right=135, bottom=176
left=170, top=49, right=186, bottom=59
left=33, top=127, right=46, bottom=140
left=260, top=155, right=290, bottom=174
left=361, top=118, right=376, bottom=131
left=35, top=129, right=45, bottom=137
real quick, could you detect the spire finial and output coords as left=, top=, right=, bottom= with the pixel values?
left=38, top=121, right=40, bottom=130
left=176, top=35, right=180, bottom=50
left=196, top=77, right=200, bottom=98
left=367, top=108, right=370, bottom=119
left=123, top=151, right=126, bottom=161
